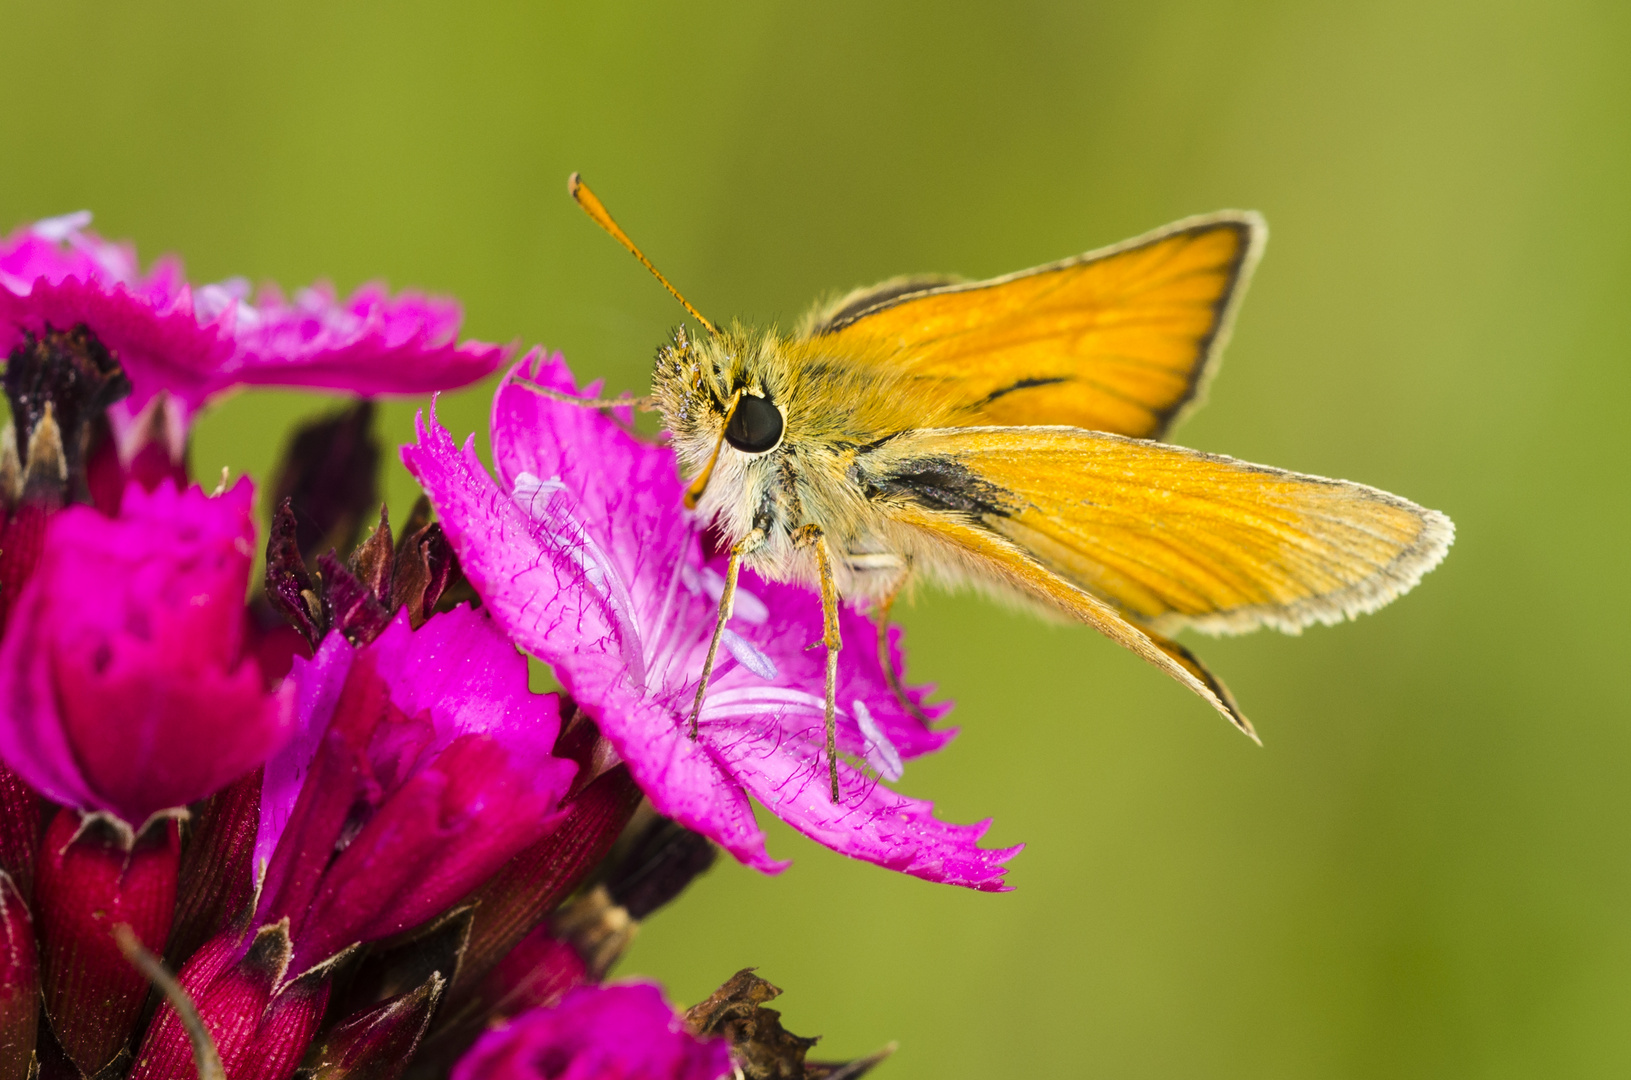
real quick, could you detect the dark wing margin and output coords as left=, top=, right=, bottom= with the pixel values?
left=798, top=273, right=964, bottom=339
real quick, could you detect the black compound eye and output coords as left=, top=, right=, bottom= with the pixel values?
left=723, top=393, right=784, bottom=454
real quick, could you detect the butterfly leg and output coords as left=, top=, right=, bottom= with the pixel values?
left=793, top=524, right=843, bottom=802
left=871, top=558, right=934, bottom=727
left=687, top=528, right=764, bottom=739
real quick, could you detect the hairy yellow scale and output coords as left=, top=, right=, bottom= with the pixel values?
left=534, top=175, right=1454, bottom=803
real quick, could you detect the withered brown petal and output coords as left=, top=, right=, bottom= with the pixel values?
left=348, top=505, right=396, bottom=606
left=264, top=499, right=328, bottom=650
left=803, top=1046, right=896, bottom=1080
left=685, top=970, right=818, bottom=1080
left=393, top=495, right=434, bottom=558
left=320, top=551, right=393, bottom=647
left=390, top=523, right=458, bottom=630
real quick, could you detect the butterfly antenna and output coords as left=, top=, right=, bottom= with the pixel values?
left=684, top=389, right=741, bottom=509
left=569, top=173, right=719, bottom=336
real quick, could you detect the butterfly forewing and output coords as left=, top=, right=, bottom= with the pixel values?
left=808, top=213, right=1265, bottom=440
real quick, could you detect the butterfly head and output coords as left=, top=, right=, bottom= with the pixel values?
left=653, top=324, right=795, bottom=519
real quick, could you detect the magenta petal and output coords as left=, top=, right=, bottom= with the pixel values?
left=453, top=983, right=733, bottom=1080
left=713, top=720, right=1019, bottom=892
left=289, top=731, right=568, bottom=973
left=229, top=282, right=508, bottom=397
left=0, top=217, right=506, bottom=420
left=403, top=352, right=1017, bottom=888
left=9, top=273, right=232, bottom=419
left=255, top=630, right=355, bottom=885
left=0, top=480, right=292, bottom=824
left=258, top=608, right=575, bottom=973
left=400, top=402, right=776, bottom=873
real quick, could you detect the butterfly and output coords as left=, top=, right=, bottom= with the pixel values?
left=533, top=175, right=1454, bottom=802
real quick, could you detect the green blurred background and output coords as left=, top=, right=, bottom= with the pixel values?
left=3, top=1, right=1627, bottom=1075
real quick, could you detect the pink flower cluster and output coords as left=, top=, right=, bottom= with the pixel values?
left=0, top=214, right=1008, bottom=1079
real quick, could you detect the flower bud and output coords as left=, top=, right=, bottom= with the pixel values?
left=0, top=480, right=292, bottom=826
left=167, top=770, right=262, bottom=970
left=0, top=872, right=37, bottom=1080
left=306, top=972, right=444, bottom=1080
left=35, top=812, right=179, bottom=1075
left=131, top=920, right=330, bottom=1080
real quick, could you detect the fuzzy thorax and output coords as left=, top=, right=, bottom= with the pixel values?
left=651, top=322, right=964, bottom=598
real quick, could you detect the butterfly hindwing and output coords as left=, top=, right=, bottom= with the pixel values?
left=855, top=425, right=1454, bottom=637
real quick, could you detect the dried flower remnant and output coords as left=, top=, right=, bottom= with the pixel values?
left=260, top=400, right=462, bottom=662
left=404, top=351, right=1018, bottom=889
left=687, top=970, right=893, bottom=1080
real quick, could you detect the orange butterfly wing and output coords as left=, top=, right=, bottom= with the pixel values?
left=859, top=426, right=1453, bottom=637
left=805, top=213, right=1265, bottom=439
left=854, top=427, right=1452, bottom=730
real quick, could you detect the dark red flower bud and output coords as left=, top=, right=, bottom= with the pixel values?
left=269, top=401, right=380, bottom=564
left=0, top=764, right=40, bottom=904
left=451, top=764, right=641, bottom=995
left=606, top=817, right=718, bottom=922
left=132, top=921, right=330, bottom=1080
left=478, top=926, right=587, bottom=1018
left=168, top=769, right=262, bottom=970
left=35, top=811, right=180, bottom=1075
left=0, top=872, right=38, bottom=1080
left=306, top=972, right=444, bottom=1080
